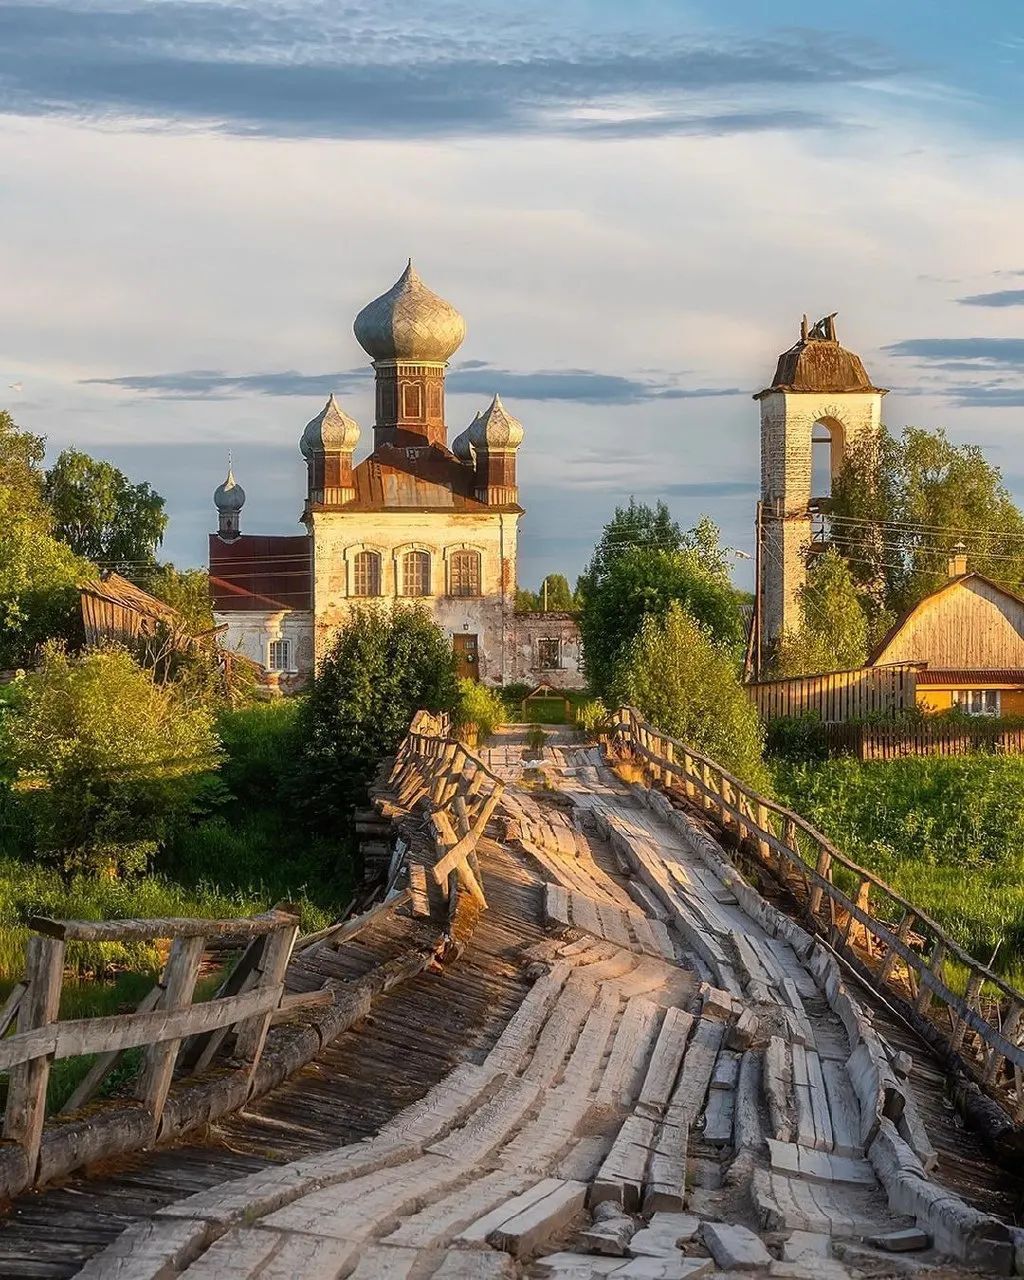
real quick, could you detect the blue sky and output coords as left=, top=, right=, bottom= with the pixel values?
left=2, top=0, right=1024, bottom=589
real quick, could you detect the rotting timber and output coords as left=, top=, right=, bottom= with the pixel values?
left=0, top=713, right=1020, bottom=1278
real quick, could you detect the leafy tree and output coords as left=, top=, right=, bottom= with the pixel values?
left=3, top=644, right=220, bottom=876
left=831, top=426, right=1024, bottom=620
left=515, top=574, right=579, bottom=613
left=773, top=549, right=869, bottom=676
left=515, top=587, right=540, bottom=612
left=0, top=414, right=92, bottom=668
left=293, top=605, right=459, bottom=830
left=584, top=497, right=684, bottom=581
left=578, top=511, right=744, bottom=702
left=44, top=448, right=168, bottom=569
left=141, top=563, right=215, bottom=632
left=615, top=603, right=767, bottom=788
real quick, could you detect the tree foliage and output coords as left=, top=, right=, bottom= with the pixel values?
left=45, top=448, right=168, bottom=569
left=141, top=563, right=215, bottom=632
left=616, top=603, right=767, bottom=788
left=831, top=426, right=1024, bottom=620
left=773, top=549, right=869, bottom=676
left=578, top=505, right=743, bottom=702
left=515, top=573, right=578, bottom=612
left=2, top=644, right=220, bottom=876
left=293, top=606, right=459, bottom=829
left=0, top=414, right=93, bottom=668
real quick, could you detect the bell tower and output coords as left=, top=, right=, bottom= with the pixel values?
left=754, top=315, right=885, bottom=670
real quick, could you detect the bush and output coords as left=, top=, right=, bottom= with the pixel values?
left=614, top=603, right=767, bottom=789
left=217, top=700, right=300, bottom=805
left=454, top=680, right=505, bottom=744
left=293, top=605, right=459, bottom=829
left=2, top=644, right=220, bottom=876
left=764, top=713, right=830, bottom=764
left=525, top=725, right=547, bottom=756
left=575, top=697, right=608, bottom=736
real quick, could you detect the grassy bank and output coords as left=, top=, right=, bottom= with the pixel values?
left=773, top=754, right=1024, bottom=988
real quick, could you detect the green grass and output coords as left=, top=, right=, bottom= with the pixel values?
left=773, top=754, right=1024, bottom=989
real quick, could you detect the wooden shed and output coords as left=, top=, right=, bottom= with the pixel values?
left=80, top=572, right=184, bottom=646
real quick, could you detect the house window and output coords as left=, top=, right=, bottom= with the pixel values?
left=353, top=549, right=382, bottom=597
left=537, top=637, right=561, bottom=670
left=449, top=550, right=481, bottom=597
left=953, top=689, right=1001, bottom=717
left=402, top=550, right=430, bottom=597
left=269, top=638, right=291, bottom=671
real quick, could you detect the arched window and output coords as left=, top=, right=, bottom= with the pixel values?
left=811, top=418, right=845, bottom=501
left=402, top=550, right=430, bottom=597
left=449, top=549, right=481, bottom=597
left=352, top=549, right=382, bottom=597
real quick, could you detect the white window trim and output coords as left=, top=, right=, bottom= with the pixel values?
left=268, top=637, right=294, bottom=673
left=953, top=688, right=1001, bottom=717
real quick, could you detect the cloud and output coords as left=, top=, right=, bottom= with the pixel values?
left=83, top=364, right=744, bottom=405
left=946, top=385, right=1024, bottom=407
left=957, top=289, right=1024, bottom=307
left=883, top=337, right=1024, bottom=370
left=0, top=1, right=902, bottom=139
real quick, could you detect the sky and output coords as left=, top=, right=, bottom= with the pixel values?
left=3, top=0, right=1024, bottom=591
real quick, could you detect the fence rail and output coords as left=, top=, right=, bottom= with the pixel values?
left=748, top=663, right=919, bottom=724
left=610, top=705, right=1024, bottom=1121
left=0, top=906, right=300, bottom=1186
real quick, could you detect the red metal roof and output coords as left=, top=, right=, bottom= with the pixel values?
left=916, top=669, right=1024, bottom=686
left=208, top=534, right=312, bottom=612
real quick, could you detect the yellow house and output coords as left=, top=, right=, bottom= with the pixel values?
left=870, top=561, right=1024, bottom=716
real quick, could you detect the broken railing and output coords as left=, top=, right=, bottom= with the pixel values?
left=380, top=709, right=505, bottom=920
left=0, top=906, right=299, bottom=1196
left=610, top=705, right=1024, bottom=1123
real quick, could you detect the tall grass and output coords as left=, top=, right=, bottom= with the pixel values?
left=774, top=754, right=1024, bottom=988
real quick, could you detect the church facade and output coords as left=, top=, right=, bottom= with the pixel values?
left=209, top=263, right=584, bottom=691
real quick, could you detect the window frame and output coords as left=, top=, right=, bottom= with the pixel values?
left=953, top=688, right=1001, bottom=717
left=401, top=549, right=431, bottom=598
left=448, top=548, right=482, bottom=598
left=268, top=638, right=292, bottom=672
left=536, top=636, right=562, bottom=671
left=352, top=548, right=383, bottom=598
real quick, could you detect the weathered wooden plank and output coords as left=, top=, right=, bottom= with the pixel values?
left=0, top=982, right=282, bottom=1070
left=806, top=1050, right=834, bottom=1154
left=2, top=934, right=65, bottom=1175
left=569, top=892, right=604, bottom=940
left=457, top=1177, right=565, bottom=1245
left=545, top=883, right=571, bottom=929
left=61, top=984, right=162, bottom=1115
left=136, top=934, right=205, bottom=1132
left=644, top=1117, right=688, bottom=1213
left=487, top=1179, right=587, bottom=1257
left=595, top=996, right=662, bottom=1111
left=592, top=1114, right=657, bottom=1209
left=637, top=1007, right=693, bottom=1115
left=28, top=908, right=299, bottom=943
left=821, top=1060, right=861, bottom=1159
left=666, top=1017, right=724, bottom=1125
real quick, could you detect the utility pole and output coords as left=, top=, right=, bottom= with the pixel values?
left=542, top=578, right=548, bottom=612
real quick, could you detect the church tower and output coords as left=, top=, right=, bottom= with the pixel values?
left=754, top=315, right=885, bottom=668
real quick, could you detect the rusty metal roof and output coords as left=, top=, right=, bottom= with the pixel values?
left=208, top=534, right=312, bottom=612
left=310, top=442, right=521, bottom=514
left=916, top=669, right=1024, bottom=686
left=755, top=332, right=885, bottom=399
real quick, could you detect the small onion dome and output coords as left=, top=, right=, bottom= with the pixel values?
left=213, top=465, right=245, bottom=512
left=353, top=259, right=466, bottom=363
left=300, top=393, right=360, bottom=457
left=451, top=412, right=480, bottom=462
left=469, top=394, right=524, bottom=450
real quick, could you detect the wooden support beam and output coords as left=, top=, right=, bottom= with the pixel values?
left=3, top=934, right=65, bottom=1177
left=234, top=921, right=299, bottom=1088
left=137, top=934, right=205, bottom=1133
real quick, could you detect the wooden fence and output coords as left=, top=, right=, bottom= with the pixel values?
left=610, top=705, right=1024, bottom=1121
left=825, top=720, right=1024, bottom=761
left=748, top=663, right=919, bottom=724
left=383, top=710, right=505, bottom=919
left=0, top=907, right=299, bottom=1187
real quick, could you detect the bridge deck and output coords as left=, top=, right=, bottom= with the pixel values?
left=1, top=741, right=1020, bottom=1279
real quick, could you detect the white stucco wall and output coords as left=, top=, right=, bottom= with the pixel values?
left=214, top=609, right=315, bottom=686
left=309, top=509, right=519, bottom=683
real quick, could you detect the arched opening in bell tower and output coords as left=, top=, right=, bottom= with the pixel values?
left=811, top=417, right=845, bottom=507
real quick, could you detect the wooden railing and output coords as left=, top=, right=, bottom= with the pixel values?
left=748, top=663, right=919, bottom=723
left=383, top=711, right=505, bottom=919
left=0, top=907, right=299, bottom=1186
left=610, top=706, right=1024, bottom=1121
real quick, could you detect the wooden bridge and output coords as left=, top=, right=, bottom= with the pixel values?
left=0, top=709, right=1021, bottom=1277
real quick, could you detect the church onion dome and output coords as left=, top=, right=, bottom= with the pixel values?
left=451, top=412, right=480, bottom=463
left=755, top=313, right=886, bottom=399
left=469, top=394, right=524, bottom=450
left=300, top=393, right=361, bottom=457
left=353, top=259, right=466, bottom=363
left=213, top=465, right=245, bottom=512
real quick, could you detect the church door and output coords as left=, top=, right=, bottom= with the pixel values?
left=453, top=633, right=479, bottom=681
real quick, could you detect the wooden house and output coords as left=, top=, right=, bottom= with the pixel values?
left=870, top=566, right=1024, bottom=716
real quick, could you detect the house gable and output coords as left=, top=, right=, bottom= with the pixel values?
left=872, top=574, right=1024, bottom=669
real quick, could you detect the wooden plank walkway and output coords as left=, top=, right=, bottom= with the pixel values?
left=1, top=736, right=1019, bottom=1279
